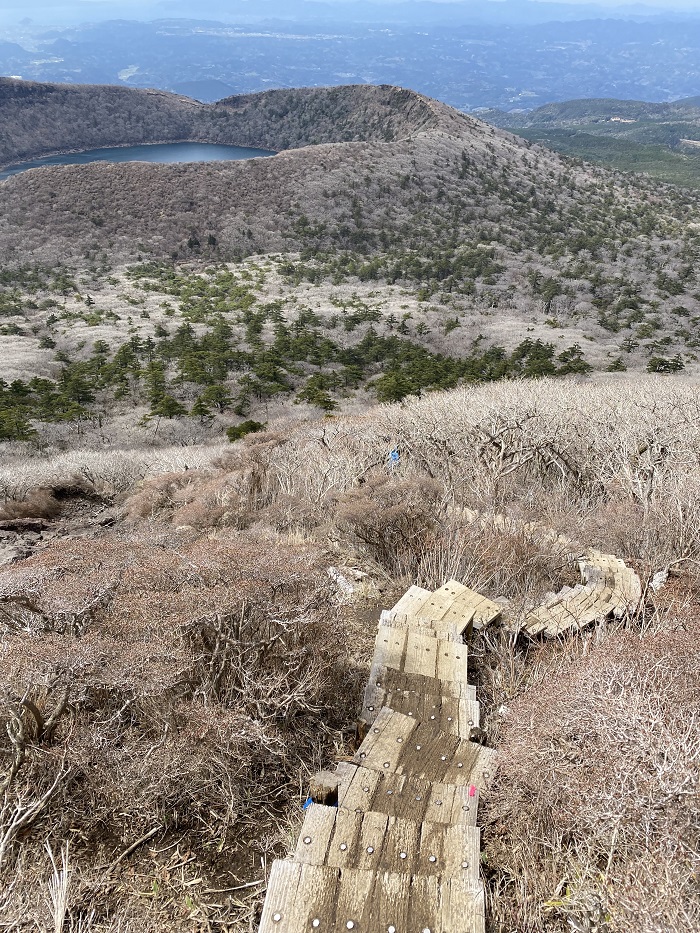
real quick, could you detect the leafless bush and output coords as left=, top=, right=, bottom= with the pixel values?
left=331, top=470, right=444, bottom=576
left=0, top=530, right=358, bottom=929
left=0, top=487, right=61, bottom=520
left=482, top=624, right=700, bottom=933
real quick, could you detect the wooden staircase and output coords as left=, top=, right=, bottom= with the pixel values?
left=257, top=546, right=643, bottom=930
left=258, top=582, right=495, bottom=933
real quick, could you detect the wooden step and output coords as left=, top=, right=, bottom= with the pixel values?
left=365, top=668, right=477, bottom=703
left=353, top=708, right=496, bottom=787
left=370, top=625, right=470, bottom=683
left=259, top=862, right=485, bottom=933
left=334, top=764, right=480, bottom=826
left=388, top=580, right=501, bottom=635
left=293, top=804, right=480, bottom=880
left=361, top=686, right=480, bottom=738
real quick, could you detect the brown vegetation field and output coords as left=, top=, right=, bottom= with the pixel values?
left=0, top=376, right=698, bottom=931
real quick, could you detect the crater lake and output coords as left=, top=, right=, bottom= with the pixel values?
left=0, top=142, right=275, bottom=181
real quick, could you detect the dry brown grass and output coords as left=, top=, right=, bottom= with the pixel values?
left=0, top=529, right=364, bottom=931
left=481, top=609, right=700, bottom=933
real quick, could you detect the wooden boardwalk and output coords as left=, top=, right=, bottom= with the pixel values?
left=257, top=545, right=643, bottom=929
left=462, top=508, right=643, bottom=637
left=259, top=582, right=496, bottom=933
left=524, top=548, right=642, bottom=637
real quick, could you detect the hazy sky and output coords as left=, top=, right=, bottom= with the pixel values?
left=8, top=0, right=700, bottom=18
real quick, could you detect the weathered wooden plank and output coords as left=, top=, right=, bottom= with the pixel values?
left=296, top=805, right=481, bottom=880
left=260, top=866, right=486, bottom=933
left=382, top=815, right=421, bottom=874
left=381, top=609, right=467, bottom=642
left=403, top=628, right=439, bottom=679
left=436, top=638, right=470, bottom=684
left=440, top=877, right=486, bottom=933
left=424, top=781, right=456, bottom=825
left=339, top=765, right=382, bottom=812
left=374, top=871, right=412, bottom=932
left=390, top=585, right=433, bottom=617
left=355, top=810, right=389, bottom=870
left=295, top=863, right=340, bottom=930
left=326, top=806, right=363, bottom=869
left=409, top=874, right=441, bottom=933
left=442, top=823, right=481, bottom=880
left=371, top=625, right=407, bottom=672
left=441, top=586, right=502, bottom=631
left=422, top=580, right=469, bottom=618
left=295, top=803, right=336, bottom=865
left=369, top=668, right=477, bottom=701
left=419, top=818, right=446, bottom=876
left=335, top=765, right=479, bottom=826
left=354, top=707, right=417, bottom=773
left=259, top=860, right=303, bottom=933
left=372, top=772, right=434, bottom=823
left=444, top=783, right=480, bottom=826
left=397, top=722, right=461, bottom=781
left=363, top=689, right=479, bottom=737
left=444, top=743, right=498, bottom=789
left=334, top=866, right=375, bottom=931
left=355, top=709, right=496, bottom=788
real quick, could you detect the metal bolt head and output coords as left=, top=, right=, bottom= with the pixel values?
left=312, top=921, right=320, bottom=929
left=340, top=842, right=348, bottom=851
left=366, top=845, right=374, bottom=854
left=303, top=836, right=312, bottom=845
left=347, top=922, right=355, bottom=930
left=273, top=914, right=282, bottom=923
left=399, top=851, right=407, bottom=859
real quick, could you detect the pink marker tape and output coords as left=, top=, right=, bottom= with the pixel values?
left=468, top=784, right=477, bottom=797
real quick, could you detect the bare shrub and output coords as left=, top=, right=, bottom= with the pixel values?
left=0, top=530, right=358, bottom=929
left=482, top=624, right=700, bottom=933
left=0, top=487, right=61, bottom=520
left=332, top=471, right=444, bottom=576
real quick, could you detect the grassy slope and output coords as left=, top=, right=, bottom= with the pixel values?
left=0, top=378, right=699, bottom=931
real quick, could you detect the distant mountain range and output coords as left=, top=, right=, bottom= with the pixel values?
left=8, top=2, right=699, bottom=29
left=4, top=9, right=700, bottom=112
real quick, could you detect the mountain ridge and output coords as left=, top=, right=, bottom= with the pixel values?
left=0, top=78, right=441, bottom=171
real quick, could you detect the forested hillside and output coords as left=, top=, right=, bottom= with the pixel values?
left=1, top=83, right=700, bottom=442
left=483, top=96, right=700, bottom=187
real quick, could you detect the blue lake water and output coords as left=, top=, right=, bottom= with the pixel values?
left=0, top=142, right=275, bottom=181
